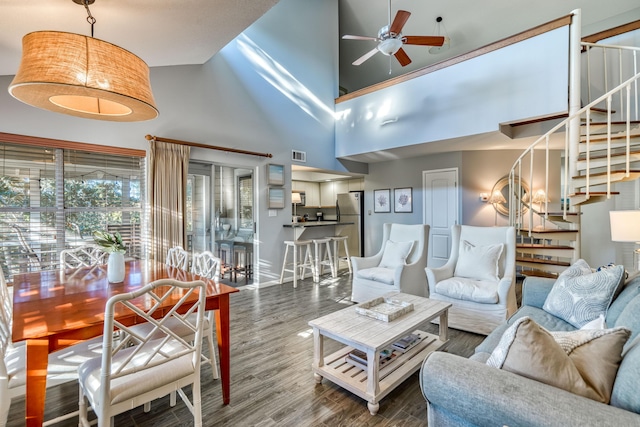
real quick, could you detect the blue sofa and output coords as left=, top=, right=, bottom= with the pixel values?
left=420, top=274, right=640, bottom=426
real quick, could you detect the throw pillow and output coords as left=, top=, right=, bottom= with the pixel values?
left=454, top=240, right=503, bottom=282
left=378, top=240, right=414, bottom=269
left=580, top=314, right=606, bottom=330
left=486, top=316, right=630, bottom=404
left=543, top=259, right=625, bottom=328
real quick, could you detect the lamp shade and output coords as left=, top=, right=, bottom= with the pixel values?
left=610, top=210, right=640, bottom=242
left=532, top=189, right=550, bottom=204
left=488, top=190, right=506, bottom=204
left=8, top=31, right=158, bottom=122
left=291, top=192, right=302, bottom=204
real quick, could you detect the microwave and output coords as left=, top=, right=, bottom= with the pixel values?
left=293, top=191, right=306, bottom=206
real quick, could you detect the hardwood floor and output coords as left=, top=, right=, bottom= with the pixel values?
left=7, top=272, right=487, bottom=427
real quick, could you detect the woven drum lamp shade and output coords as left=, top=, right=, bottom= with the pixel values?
left=8, top=31, right=158, bottom=122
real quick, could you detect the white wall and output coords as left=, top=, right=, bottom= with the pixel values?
left=0, top=0, right=340, bottom=285
left=335, top=27, right=569, bottom=158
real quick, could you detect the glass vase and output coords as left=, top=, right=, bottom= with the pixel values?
left=107, top=252, right=125, bottom=283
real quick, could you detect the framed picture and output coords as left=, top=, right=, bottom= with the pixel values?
left=373, top=189, right=391, bottom=213
left=394, top=187, right=413, bottom=213
left=268, top=187, right=285, bottom=209
left=267, top=164, right=284, bottom=186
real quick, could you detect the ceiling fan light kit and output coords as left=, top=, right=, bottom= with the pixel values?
left=342, top=2, right=446, bottom=68
left=8, top=0, right=158, bottom=122
left=429, top=17, right=451, bottom=54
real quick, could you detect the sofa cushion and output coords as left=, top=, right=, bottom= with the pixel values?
left=356, top=267, right=395, bottom=285
left=506, top=305, right=576, bottom=331
left=614, top=294, right=640, bottom=348
left=454, top=240, right=503, bottom=282
left=379, top=240, right=414, bottom=269
left=607, top=272, right=640, bottom=326
left=486, top=316, right=630, bottom=404
left=434, top=277, right=498, bottom=303
left=543, top=259, right=624, bottom=328
left=611, top=336, right=640, bottom=413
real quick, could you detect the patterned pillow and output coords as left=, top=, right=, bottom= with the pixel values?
left=487, top=316, right=630, bottom=403
left=543, top=259, right=625, bottom=328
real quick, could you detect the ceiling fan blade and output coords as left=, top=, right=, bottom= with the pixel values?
left=394, top=48, right=411, bottom=67
left=342, top=35, right=379, bottom=41
left=403, top=36, right=446, bottom=46
left=389, top=10, right=411, bottom=35
left=353, top=48, right=379, bottom=66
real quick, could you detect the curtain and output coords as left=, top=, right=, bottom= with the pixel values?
left=148, top=140, right=190, bottom=262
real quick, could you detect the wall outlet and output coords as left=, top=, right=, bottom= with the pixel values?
left=268, top=209, right=277, bottom=217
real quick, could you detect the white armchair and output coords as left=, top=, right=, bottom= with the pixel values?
left=351, top=223, right=429, bottom=303
left=426, top=225, right=516, bottom=335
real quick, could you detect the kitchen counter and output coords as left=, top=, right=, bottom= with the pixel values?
left=283, top=221, right=354, bottom=240
left=283, top=221, right=353, bottom=228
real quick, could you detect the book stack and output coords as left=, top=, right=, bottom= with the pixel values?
left=345, top=348, right=396, bottom=370
left=391, top=333, right=420, bottom=353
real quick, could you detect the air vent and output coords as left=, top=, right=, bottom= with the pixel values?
left=292, top=150, right=306, bottom=163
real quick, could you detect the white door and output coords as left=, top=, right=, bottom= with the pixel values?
left=423, top=168, right=459, bottom=268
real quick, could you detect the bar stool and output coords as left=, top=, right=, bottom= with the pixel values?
left=231, top=243, right=253, bottom=284
left=329, top=235, right=352, bottom=274
left=312, top=238, right=336, bottom=281
left=279, top=240, right=315, bottom=288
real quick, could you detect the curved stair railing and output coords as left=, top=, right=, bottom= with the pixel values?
left=509, top=41, right=640, bottom=277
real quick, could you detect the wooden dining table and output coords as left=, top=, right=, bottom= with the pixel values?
left=11, top=258, right=239, bottom=427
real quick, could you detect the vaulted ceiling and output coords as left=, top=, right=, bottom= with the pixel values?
left=1, top=0, right=638, bottom=94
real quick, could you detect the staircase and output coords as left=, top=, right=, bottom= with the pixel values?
left=508, top=38, right=640, bottom=278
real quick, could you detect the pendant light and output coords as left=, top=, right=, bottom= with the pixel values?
left=429, top=17, right=450, bottom=54
left=8, top=0, right=158, bottom=122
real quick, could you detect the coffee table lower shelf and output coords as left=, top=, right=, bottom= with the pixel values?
left=312, top=330, right=445, bottom=415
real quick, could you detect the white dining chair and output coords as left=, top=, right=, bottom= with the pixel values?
left=77, top=278, right=207, bottom=427
left=166, top=245, right=189, bottom=270
left=0, top=268, right=104, bottom=426
left=190, top=251, right=221, bottom=379
left=59, top=244, right=108, bottom=269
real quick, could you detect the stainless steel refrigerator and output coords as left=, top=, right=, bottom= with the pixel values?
left=336, top=191, right=364, bottom=257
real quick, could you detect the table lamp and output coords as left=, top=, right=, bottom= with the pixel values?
left=610, top=210, right=640, bottom=271
left=532, top=189, right=550, bottom=228
left=292, top=192, right=302, bottom=222
left=488, top=190, right=507, bottom=225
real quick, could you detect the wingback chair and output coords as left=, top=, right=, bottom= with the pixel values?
left=351, top=223, right=429, bottom=303
left=425, top=225, right=516, bottom=335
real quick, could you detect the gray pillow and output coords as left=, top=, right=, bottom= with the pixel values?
left=543, top=259, right=624, bottom=328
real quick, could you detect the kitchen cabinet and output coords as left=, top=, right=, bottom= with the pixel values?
left=348, top=178, right=364, bottom=191
left=292, top=180, right=320, bottom=207
left=320, top=182, right=335, bottom=207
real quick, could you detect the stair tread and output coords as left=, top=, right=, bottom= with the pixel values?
left=520, top=270, right=559, bottom=279
left=585, top=121, right=640, bottom=126
left=578, top=148, right=640, bottom=161
left=539, top=212, right=581, bottom=216
left=570, top=191, right=620, bottom=196
left=580, top=134, right=640, bottom=143
left=516, top=257, right=571, bottom=267
left=518, top=228, right=578, bottom=234
left=517, top=244, right=574, bottom=250
left=573, top=170, right=640, bottom=179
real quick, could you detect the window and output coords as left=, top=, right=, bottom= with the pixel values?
left=0, top=136, right=146, bottom=282
left=238, top=175, right=253, bottom=230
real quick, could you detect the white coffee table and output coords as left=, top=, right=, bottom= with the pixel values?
left=308, top=292, right=451, bottom=415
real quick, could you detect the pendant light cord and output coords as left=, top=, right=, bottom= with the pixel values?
left=82, top=0, right=96, bottom=37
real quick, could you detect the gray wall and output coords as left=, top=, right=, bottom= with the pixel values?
left=363, top=149, right=562, bottom=263
left=0, top=0, right=340, bottom=284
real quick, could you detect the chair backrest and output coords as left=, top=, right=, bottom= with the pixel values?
left=452, top=225, right=516, bottom=278
left=191, top=251, right=221, bottom=280
left=166, top=246, right=189, bottom=270
left=95, top=278, right=206, bottom=409
left=59, top=245, right=109, bottom=269
left=381, top=223, right=429, bottom=265
left=0, top=269, right=11, bottom=357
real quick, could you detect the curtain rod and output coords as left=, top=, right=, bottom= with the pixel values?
left=145, top=135, right=273, bottom=158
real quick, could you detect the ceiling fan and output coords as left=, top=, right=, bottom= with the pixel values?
left=342, top=1, right=445, bottom=68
